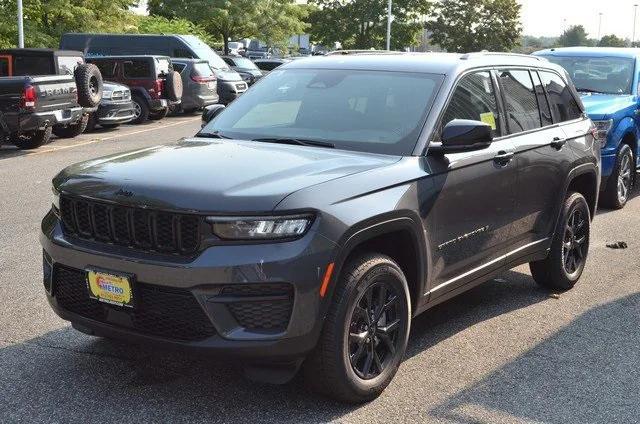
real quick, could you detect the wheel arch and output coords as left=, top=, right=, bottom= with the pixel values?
left=324, top=212, right=428, bottom=317
left=563, top=163, right=599, bottom=220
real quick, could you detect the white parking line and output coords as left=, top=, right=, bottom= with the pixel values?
left=28, top=117, right=200, bottom=156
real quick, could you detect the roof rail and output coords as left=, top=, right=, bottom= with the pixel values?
left=460, top=51, right=546, bottom=61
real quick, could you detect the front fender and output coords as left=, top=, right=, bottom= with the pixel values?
left=607, top=116, right=637, bottom=153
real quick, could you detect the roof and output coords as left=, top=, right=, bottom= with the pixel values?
left=86, top=55, right=170, bottom=60
left=0, top=48, right=83, bottom=57
left=281, top=52, right=557, bottom=75
left=533, top=47, right=640, bottom=59
left=170, top=57, right=209, bottom=63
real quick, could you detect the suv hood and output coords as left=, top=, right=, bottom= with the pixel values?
left=214, top=68, right=242, bottom=82
left=580, top=93, right=637, bottom=120
left=54, top=138, right=399, bottom=213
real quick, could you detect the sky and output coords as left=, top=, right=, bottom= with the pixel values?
left=134, top=0, right=640, bottom=40
left=519, top=0, right=640, bottom=39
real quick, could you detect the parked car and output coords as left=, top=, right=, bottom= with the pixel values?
left=0, top=75, right=84, bottom=148
left=170, top=58, right=219, bottom=113
left=0, top=48, right=103, bottom=139
left=85, top=81, right=135, bottom=131
left=253, top=58, right=290, bottom=75
left=61, top=33, right=247, bottom=105
left=41, top=53, right=599, bottom=403
left=534, top=47, right=639, bottom=209
left=222, top=56, right=263, bottom=85
left=246, top=40, right=272, bottom=60
left=86, top=55, right=182, bottom=124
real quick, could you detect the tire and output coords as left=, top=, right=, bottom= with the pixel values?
left=600, top=144, right=634, bottom=209
left=74, top=63, right=103, bottom=107
left=148, top=108, right=169, bottom=120
left=84, top=113, right=96, bottom=132
left=52, top=114, right=89, bottom=138
left=14, top=126, right=52, bottom=149
left=131, top=95, right=149, bottom=124
left=164, top=71, right=183, bottom=102
left=303, top=254, right=411, bottom=404
left=530, top=192, right=591, bottom=291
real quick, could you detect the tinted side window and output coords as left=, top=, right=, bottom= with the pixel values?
left=174, top=48, right=194, bottom=58
left=498, top=69, right=541, bottom=133
left=223, top=57, right=234, bottom=66
left=257, top=61, right=280, bottom=71
left=13, top=56, right=52, bottom=76
left=173, top=63, right=186, bottom=73
left=0, top=56, right=9, bottom=76
left=123, top=60, right=151, bottom=78
left=532, top=71, right=553, bottom=127
left=92, top=60, right=117, bottom=78
left=442, top=71, right=500, bottom=135
left=539, top=71, right=583, bottom=122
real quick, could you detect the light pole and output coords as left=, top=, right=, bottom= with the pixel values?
left=17, top=0, right=24, bottom=48
left=598, top=12, right=603, bottom=40
left=633, top=4, right=638, bottom=46
left=386, top=0, right=392, bottom=51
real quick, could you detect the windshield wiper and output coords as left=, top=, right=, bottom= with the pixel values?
left=196, top=130, right=231, bottom=139
left=576, top=88, right=605, bottom=94
left=252, top=137, right=335, bottom=148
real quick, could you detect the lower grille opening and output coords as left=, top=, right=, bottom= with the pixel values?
left=53, top=265, right=216, bottom=342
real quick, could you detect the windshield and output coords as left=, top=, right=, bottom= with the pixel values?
left=231, top=57, right=259, bottom=70
left=202, top=68, right=443, bottom=155
left=544, top=55, right=635, bottom=94
left=181, top=35, right=231, bottom=71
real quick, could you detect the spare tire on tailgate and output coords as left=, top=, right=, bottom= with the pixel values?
left=164, top=71, right=183, bottom=102
left=74, top=63, right=103, bottom=107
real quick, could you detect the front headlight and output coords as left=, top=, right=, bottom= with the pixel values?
left=52, top=186, right=60, bottom=212
left=207, top=215, right=313, bottom=240
left=593, top=119, right=613, bottom=146
left=101, top=90, right=112, bottom=99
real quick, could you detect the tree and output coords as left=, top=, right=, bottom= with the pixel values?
left=148, top=0, right=307, bottom=54
left=557, top=25, right=593, bottom=47
left=598, top=34, right=627, bottom=47
left=133, top=15, right=214, bottom=44
left=309, top=0, right=431, bottom=50
left=427, top=0, right=521, bottom=52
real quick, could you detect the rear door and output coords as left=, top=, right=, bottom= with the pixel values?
left=497, top=68, right=571, bottom=256
left=425, top=70, right=517, bottom=299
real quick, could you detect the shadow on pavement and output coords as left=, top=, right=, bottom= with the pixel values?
left=429, top=292, right=640, bottom=423
left=0, top=270, right=594, bottom=423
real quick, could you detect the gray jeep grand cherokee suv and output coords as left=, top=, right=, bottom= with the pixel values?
left=41, top=53, right=599, bottom=403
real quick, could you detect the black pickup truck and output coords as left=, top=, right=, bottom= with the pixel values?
left=0, top=49, right=102, bottom=149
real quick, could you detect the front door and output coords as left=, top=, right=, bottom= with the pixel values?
left=424, top=70, right=517, bottom=299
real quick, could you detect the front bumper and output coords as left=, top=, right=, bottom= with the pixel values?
left=40, top=210, right=337, bottom=359
left=95, top=101, right=136, bottom=125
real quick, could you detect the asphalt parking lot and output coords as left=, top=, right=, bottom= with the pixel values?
left=1, top=115, right=639, bottom=423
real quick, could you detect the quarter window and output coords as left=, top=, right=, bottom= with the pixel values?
left=91, top=60, right=117, bottom=78
left=441, top=71, right=500, bottom=135
left=498, top=69, right=541, bottom=133
left=0, top=56, right=9, bottom=76
left=539, top=71, right=583, bottom=122
left=123, top=60, right=151, bottom=78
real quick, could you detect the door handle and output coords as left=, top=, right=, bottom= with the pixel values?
left=550, top=137, right=567, bottom=150
left=493, top=151, right=514, bottom=166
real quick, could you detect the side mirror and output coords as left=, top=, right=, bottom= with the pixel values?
left=201, top=104, right=226, bottom=127
left=439, top=119, right=493, bottom=152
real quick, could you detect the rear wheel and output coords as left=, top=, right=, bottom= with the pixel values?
left=530, top=192, right=590, bottom=290
left=52, top=114, right=89, bottom=138
left=303, top=254, right=411, bottom=403
left=601, top=144, right=634, bottom=209
left=13, top=126, right=52, bottom=149
left=131, top=96, right=149, bottom=124
left=84, top=113, right=97, bottom=132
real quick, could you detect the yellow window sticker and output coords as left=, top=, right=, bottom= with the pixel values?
left=480, top=112, right=496, bottom=130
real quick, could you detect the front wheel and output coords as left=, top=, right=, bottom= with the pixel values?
left=303, top=254, right=411, bottom=403
left=530, top=192, right=590, bottom=290
left=52, top=114, right=89, bottom=138
left=601, top=144, right=634, bottom=209
left=148, top=107, right=169, bottom=120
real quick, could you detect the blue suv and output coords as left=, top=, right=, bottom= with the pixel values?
left=535, top=47, right=638, bottom=209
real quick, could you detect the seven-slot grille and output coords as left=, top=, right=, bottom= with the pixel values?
left=60, top=196, right=201, bottom=255
left=111, top=89, right=131, bottom=101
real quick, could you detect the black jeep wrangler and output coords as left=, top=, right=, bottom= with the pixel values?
left=0, top=49, right=103, bottom=147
